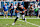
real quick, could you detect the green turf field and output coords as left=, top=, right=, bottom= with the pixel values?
left=0, top=16, right=40, bottom=27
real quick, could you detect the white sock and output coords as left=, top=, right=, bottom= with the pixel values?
left=22, top=15, right=25, bottom=19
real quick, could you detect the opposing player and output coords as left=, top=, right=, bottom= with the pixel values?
left=3, top=3, right=8, bottom=18
left=12, top=2, right=26, bottom=25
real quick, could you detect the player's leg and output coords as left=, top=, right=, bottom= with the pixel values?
left=38, top=11, right=39, bottom=18
left=4, top=11, right=5, bottom=18
left=6, top=11, right=8, bottom=18
left=10, top=10, right=13, bottom=17
left=22, top=14, right=25, bottom=20
left=22, top=13, right=26, bottom=22
left=12, top=17, right=18, bottom=25
left=14, top=17, right=18, bottom=23
left=11, top=10, right=13, bottom=17
left=11, top=13, right=12, bottom=17
left=11, top=10, right=12, bottom=17
left=12, top=13, right=20, bottom=25
left=36, top=11, right=38, bottom=18
left=14, top=13, right=20, bottom=22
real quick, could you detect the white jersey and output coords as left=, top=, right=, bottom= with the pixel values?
left=14, top=6, right=17, bottom=8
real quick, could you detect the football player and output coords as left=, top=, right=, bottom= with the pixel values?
left=12, top=2, right=26, bottom=25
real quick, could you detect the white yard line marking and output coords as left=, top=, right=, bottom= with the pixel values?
left=26, top=18, right=40, bottom=19
left=27, top=21, right=40, bottom=27
left=18, top=19, right=40, bottom=27
left=0, top=18, right=40, bottom=27
left=0, top=18, right=15, bottom=19
left=0, top=17, right=40, bottom=19
left=0, top=18, right=40, bottom=19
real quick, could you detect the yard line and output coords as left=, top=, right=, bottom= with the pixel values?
left=0, top=18, right=40, bottom=27
left=0, top=18, right=40, bottom=19
left=19, top=18, right=40, bottom=19
left=18, top=19, right=40, bottom=27
left=27, top=21, right=40, bottom=27
left=26, top=18, right=40, bottom=19
left=0, top=18, right=15, bottom=19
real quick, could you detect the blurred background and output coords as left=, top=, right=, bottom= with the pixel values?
left=0, top=0, right=40, bottom=16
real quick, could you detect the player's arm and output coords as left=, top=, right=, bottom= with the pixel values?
left=15, top=10, right=19, bottom=13
left=22, top=11, right=24, bottom=13
left=9, top=6, right=11, bottom=10
left=10, top=8, right=11, bottom=10
left=22, top=8, right=25, bottom=13
left=24, top=7, right=27, bottom=11
left=24, top=7, right=26, bottom=10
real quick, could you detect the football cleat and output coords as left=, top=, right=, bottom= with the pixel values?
left=4, top=17, right=5, bottom=18
left=12, top=23, right=15, bottom=25
left=25, top=18, right=26, bottom=22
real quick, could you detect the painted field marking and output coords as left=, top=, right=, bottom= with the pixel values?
left=0, top=18, right=40, bottom=27
left=18, top=18, right=40, bottom=27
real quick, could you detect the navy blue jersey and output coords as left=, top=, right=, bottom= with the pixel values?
left=9, top=6, right=14, bottom=10
left=16, top=7, right=24, bottom=11
left=16, top=1, right=24, bottom=11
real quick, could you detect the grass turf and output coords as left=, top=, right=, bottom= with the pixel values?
left=0, top=16, right=40, bottom=27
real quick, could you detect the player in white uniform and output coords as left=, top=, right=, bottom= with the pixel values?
left=12, top=2, right=26, bottom=25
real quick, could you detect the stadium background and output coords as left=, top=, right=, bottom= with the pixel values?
left=0, top=1, right=39, bottom=16
left=0, top=0, right=40, bottom=27
left=0, top=0, right=40, bottom=16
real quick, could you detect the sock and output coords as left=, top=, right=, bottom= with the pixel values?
left=14, top=17, right=18, bottom=23
left=22, top=15, right=25, bottom=20
left=23, top=18, right=25, bottom=20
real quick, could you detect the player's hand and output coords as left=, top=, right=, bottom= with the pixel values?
left=21, top=7, right=23, bottom=9
left=10, top=9, right=11, bottom=10
left=17, top=11, right=19, bottom=13
left=15, top=10, right=19, bottom=13
left=22, top=11, right=24, bottom=13
left=25, top=9, right=27, bottom=11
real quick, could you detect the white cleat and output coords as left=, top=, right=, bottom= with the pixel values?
left=12, top=23, right=15, bottom=25
left=6, top=17, right=8, bottom=18
left=37, top=17, right=39, bottom=18
left=25, top=18, right=26, bottom=22
left=4, top=17, right=5, bottom=18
